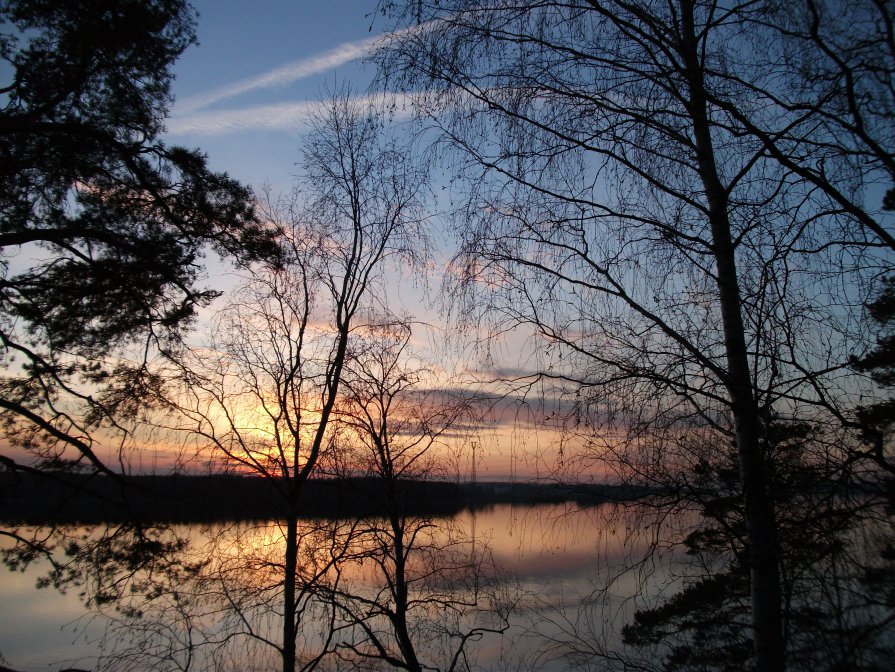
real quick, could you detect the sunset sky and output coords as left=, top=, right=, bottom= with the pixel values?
left=0, top=1, right=602, bottom=481
left=153, top=1, right=582, bottom=482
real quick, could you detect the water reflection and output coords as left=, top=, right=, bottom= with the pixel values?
left=0, top=503, right=686, bottom=672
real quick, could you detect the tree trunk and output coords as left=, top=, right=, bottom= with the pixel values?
left=679, top=2, right=785, bottom=669
left=389, top=510, right=423, bottom=672
left=283, top=512, right=298, bottom=672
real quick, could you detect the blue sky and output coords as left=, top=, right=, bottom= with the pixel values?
left=165, top=2, right=444, bottom=321
left=166, top=1, right=387, bottom=193
left=167, top=2, right=445, bottom=329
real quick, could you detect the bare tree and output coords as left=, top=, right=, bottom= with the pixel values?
left=373, top=1, right=894, bottom=670
left=323, top=322, right=515, bottom=672
left=148, top=91, right=431, bottom=672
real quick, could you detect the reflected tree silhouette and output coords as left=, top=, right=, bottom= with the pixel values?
left=321, top=323, right=518, bottom=671
left=93, top=519, right=352, bottom=672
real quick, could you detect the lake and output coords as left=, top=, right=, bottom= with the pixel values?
left=0, top=502, right=696, bottom=672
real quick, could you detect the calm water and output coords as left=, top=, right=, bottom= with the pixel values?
left=0, top=503, right=690, bottom=672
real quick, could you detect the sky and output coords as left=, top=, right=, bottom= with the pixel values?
left=151, top=1, right=588, bottom=482
left=165, top=1, right=387, bottom=194
left=166, top=1, right=438, bottom=325
left=0, top=1, right=605, bottom=482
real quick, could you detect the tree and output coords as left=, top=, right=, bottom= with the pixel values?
left=324, top=323, right=513, bottom=671
left=618, top=417, right=894, bottom=672
left=0, top=4, right=276, bottom=656
left=148, top=91, right=431, bottom=672
left=0, top=0, right=274, bottom=479
left=374, top=1, right=894, bottom=669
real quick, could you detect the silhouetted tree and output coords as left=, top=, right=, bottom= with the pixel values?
left=325, top=323, right=513, bottom=671
left=152, top=91, right=431, bottom=672
left=374, top=1, right=894, bottom=669
left=620, top=417, right=894, bottom=671
left=853, top=271, right=895, bottom=480
left=0, top=4, right=272, bottom=664
left=0, top=0, right=273, bottom=477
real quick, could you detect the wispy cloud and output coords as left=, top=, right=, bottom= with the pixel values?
left=167, top=92, right=417, bottom=136
left=168, top=100, right=319, bottom=135
left=174, top=17, right=447, bottom=116
left=176, top=35, right=381, bottom=114
left=167, top=20, right=450, bottom=137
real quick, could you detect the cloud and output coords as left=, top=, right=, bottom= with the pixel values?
left=176, top=35, right=382, bottom=114
left=167, top=100, right=319, bottom=135
left=173, top=17, right=447, bottom=116
left=167, top=92, right=417, bottom=136
left=165, top=20, right=456, bottom=137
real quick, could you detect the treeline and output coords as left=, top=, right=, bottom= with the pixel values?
left=0, top=471, right=648, bottom=524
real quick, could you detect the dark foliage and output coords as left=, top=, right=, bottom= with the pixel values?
left=853, top=273, right=895, bottom=477
left=623, top=418, right=892, bottom=672
left=0, top=0, right=277, bottom=473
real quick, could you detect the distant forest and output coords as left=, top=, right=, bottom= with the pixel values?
left=0, top=472, right=650, bottom=524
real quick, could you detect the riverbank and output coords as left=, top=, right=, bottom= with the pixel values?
left=0, top=471, right=652, bottom=524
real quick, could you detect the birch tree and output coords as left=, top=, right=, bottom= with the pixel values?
left=325, top=323, right=512, bottom=672
left=160, top=92, right=430, bottom=672
left=374, top=1, right=895, bottom=669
